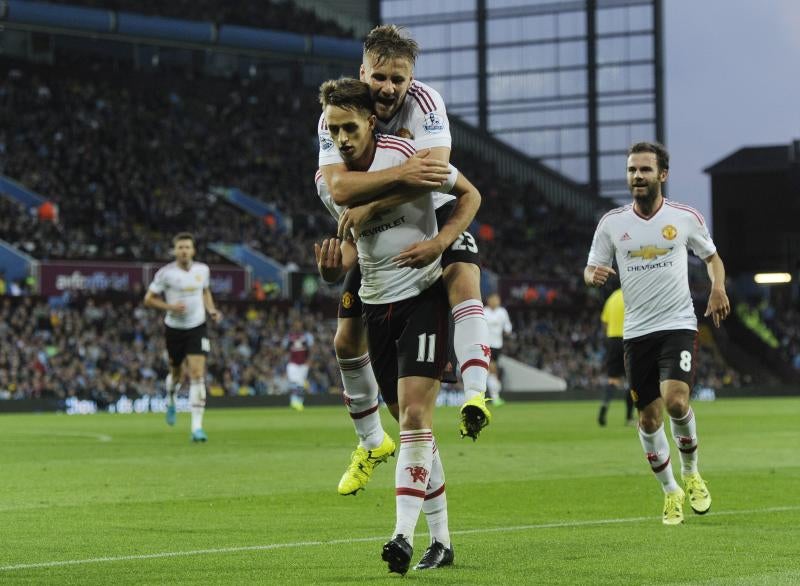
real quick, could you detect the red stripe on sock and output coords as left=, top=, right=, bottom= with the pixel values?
left=339, top=355, right=371, bottom=371
left=396, top=487, right=426, bottom=498
left=652, top=456, right=671, bottom=473
left=461, top=359, right=489, bottom=373
left=425, top=483, right=446, bottom=501
left=349, top=403, right=379, bottom=420
left=678, top=445, right=698, bottom=454
left=400, top=434, right=433, bottom=444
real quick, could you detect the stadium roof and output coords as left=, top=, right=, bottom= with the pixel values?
left=704, top=140, right=800, bottom=175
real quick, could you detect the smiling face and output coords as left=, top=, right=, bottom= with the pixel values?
left=359, top=54, right=413, bottom=121
left=323, top=104, right=376, bottom=168
left=627, top=152, right=668, bottom=206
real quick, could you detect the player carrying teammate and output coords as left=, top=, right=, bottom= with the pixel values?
left=315, top=78, right=481, bottom=573
left=317, top=23, right=492, bottom=499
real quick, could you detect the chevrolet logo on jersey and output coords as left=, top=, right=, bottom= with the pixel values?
left=627, top=245, right=673, bottom=261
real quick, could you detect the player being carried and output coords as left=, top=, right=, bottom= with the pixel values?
left=317, top=24, right=492, bottom=499
left=315, top=78, right=482, bottom=573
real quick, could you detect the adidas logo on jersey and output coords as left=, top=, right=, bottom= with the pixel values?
left=620, top=232, right=632, bottom=241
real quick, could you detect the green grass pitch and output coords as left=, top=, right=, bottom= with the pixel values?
left=1, top=398, right=798, bottom=584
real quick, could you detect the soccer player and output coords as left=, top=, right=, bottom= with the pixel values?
left=144, top=232, right=222, bottom=442
left=483, top=292, right=512, bottom=405
left=317, top=26, right=492, bottom=476
left=315, top=78, right=481, bottom=573
left=584, top=142, right=730, bottom=525
left=282, top=320, right=314, bottom=411
left=597, top=287, right=635, bottom=426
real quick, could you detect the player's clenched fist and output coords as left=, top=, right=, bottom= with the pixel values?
left=585, top=265, right=617, bottom=287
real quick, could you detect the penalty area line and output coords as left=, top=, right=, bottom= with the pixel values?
left=1, top=505, right=798, bottom=572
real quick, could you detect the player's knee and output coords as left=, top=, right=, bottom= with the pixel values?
left=638, top=403, right=662, bottom=432
left=442, top=263, right=480, bottom=305
left=334, top=327, right=362, bottom=358
left=399, top=402, right=430, bottom=430
left=665, top=394, right=689, bottom=418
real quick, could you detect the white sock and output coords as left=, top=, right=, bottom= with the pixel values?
left=422, top=438, right=450, bottom=548
left=638, top=424, right=679, bottom=493
left=451, top=300, right=490, bottom=401
left=165, top=373, right=177, bottom=406
left=338, top=353, right=384, bottom=450
left=394, top=429, right=433, bottom=546
left=189, top=379, right=206, bottom=432
left=487, top=373, right=502, bottom=400
left=670, top=408, right=699, bottom=475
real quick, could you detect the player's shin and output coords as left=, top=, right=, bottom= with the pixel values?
left=451, top=299, right=489, bottom=400
left=422, top=438, right=450, bottom=548
left=394, top=430, right=434, bottom=546
left=670, top=407, right=698, bottom=474
left=189, top=379, right=206, bottom=432
left=638, top=424, right=680, bottom=493
left=338, top=353, right=384, bottom=449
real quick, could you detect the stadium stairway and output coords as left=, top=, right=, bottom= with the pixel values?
left=209, top=242, right=286, bottom=292
left=208, top=186, right=288, bottom=231
left=712, top=316, right=794, bottom=385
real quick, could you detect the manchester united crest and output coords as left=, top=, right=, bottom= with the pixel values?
left=662, top=224, right=677, bottom=240
left=341, top=291, right=354, bottom=309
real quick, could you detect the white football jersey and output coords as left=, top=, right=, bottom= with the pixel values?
left=148, top=261, right=210, bottom=329
left=318, top=80, right=455, bottom=209
left=587, top=199, right=717, bottom=339
left=316, top=134, right=442, bottom=304
left=484, top=306, right=512, bottom=349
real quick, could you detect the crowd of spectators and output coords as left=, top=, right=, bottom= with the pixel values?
left=0, top=295, right=340, bottom=402
left=0, top=52, right=748, bottom=393
left=43, top=0, right=355, bottom=38
left=0, top=292, right=743, bottom=402
left=0, top=57, right=598, bottom=287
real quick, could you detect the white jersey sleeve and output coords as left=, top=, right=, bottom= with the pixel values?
left=587, top=212, right=617, bottom=267
left=442, top=164, right=459, bottom=194
left=317, top=113, right=344, bottom=168
left=406, top=81, right=451, bottom=151
left=686, top=209, right=716, bottom=259
left=148, top=266, right=168, bottom=294
left=502, top=308, right=513, bottom=334
left=314, top=169, right=344, bottom=221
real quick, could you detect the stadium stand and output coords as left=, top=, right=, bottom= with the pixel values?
left=0, top=55, right=745, bottom=399
left=41, top=0, right=356, bottom=38
left=0, top=295, right=339, bottom=401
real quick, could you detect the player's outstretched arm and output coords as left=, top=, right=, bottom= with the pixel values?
left=584, top=265, right=616, bottom=287
left=703, top=252, right=730, bottom=327
left=322, top=148, right=450, bottom=207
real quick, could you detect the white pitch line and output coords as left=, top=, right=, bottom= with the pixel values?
left=1, top=505, right=798, bottom=572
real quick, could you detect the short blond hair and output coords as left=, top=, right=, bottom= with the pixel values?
left=363, top=24, right=418, bottom=66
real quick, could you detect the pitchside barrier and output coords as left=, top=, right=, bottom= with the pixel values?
left=1, top=385, right=796, bottom=415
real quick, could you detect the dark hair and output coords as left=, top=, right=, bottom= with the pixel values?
left=363, top=24, right=418, bottom=66
left=173, top=232, right=195, bottom=245
left=628, top=142, right=670, bottom=171
left=319, top=78, right=373, bottom=115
